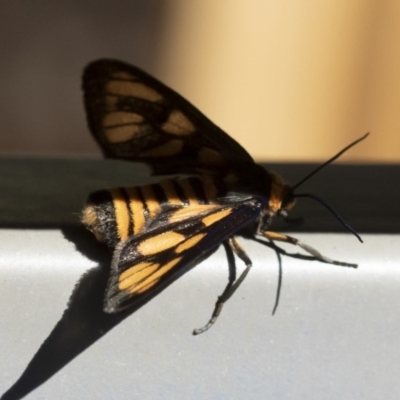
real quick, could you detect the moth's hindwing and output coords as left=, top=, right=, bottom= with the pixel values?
left=83, top=59, right=254, bottom=175
left=104, top=197, right=263, bottom=312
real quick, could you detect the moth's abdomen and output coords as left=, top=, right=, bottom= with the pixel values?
left=82, top=176, right=222, bottom=249
left=82, top=190, right=120, bottom=248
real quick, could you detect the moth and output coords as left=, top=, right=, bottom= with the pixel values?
left=82, top=59, right=366, bottom=334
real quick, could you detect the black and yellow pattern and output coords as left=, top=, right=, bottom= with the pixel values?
left=82, top=59, right=363, bottom=334
left=83, top=59, right=253, bottom=176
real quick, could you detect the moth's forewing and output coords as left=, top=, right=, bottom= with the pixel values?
left=83, top=59, right=254, bottom=175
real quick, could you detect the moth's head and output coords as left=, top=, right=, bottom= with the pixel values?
left=268, top=172, right=296, bottom=217
left=266, top=133, right=369, bottom=243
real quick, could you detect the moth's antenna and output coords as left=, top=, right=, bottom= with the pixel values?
left=292, top=133, right=369, bottom=190
left=295, top=193, right=363, bottom=243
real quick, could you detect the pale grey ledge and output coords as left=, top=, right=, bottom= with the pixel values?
left=0, top=158, right=399, bottom=400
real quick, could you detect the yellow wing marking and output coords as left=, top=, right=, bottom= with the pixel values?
left=140, top=184, right=160, bottom=218
left=118, top=261, right=157, bottom=290
left=130, top=257, right=183, bottom=294
left=175, top=233, right=206, bottom=254
left=159, top=179, right=184, bottom=206
left=110, top=189, right=130, bottom=240
left=103, top=111, right=143, bottom=127
left=161, top=110, right=195, bottom=135
left=202, top=208, right=232, bottom=227
left=138, top=231, right=185, bottom=256
left=140, top=139, right=184, bottom=157
left=106, top=80, right=163, bottom=102
left=198, top=147, right=224, bottom=166
left=105, top=124, right=142, bottom=143
left=126, top=187, right=146, bottom=235
left=168, top=204, right=218, bottom=223
left=105, top=95, right=119, bottom=112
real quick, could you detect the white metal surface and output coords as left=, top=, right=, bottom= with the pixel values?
left=1, top=230, right=399, bottom=399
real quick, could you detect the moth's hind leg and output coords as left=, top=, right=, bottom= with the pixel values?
left=193, top=237, right=252, bottom=335
left=261, top=231, right=358, bottom=268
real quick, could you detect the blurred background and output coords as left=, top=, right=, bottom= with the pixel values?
left=0, top=0, right=398, bottom=163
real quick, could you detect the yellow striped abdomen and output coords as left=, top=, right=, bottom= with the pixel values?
left=82, top=176, right=221, bottom=249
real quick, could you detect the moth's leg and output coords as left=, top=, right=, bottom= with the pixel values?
left=193, top=237, right=252, bottom=335
left=262, top=231, right=357, bottom=268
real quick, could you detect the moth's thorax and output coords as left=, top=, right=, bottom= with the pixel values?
left=268, top=172, right=295, bottom=214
